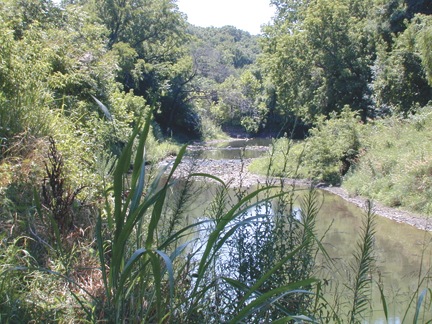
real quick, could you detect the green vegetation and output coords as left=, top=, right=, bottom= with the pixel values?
left=250, top=108, right=364, bottom=184
left=1, top=0, right=432, bottom=322
left=250, top=0, right=432, bottom=218
left=344, top=106, right=432, bottom=215
left=4, top=107, right=428, bottom=323
left=252, top=104, right=432, bottom=217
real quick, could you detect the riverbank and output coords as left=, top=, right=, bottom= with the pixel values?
left=163, top=156, right=432, bottom=232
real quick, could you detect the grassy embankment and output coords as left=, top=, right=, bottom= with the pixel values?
left=0, top=109, right=323, bottom=322
left=250, top=105, right=432, bottom=217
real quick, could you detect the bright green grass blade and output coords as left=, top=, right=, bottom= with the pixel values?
left=113, top=123, right=141, bottom=239
left=129, top=105, right=154, bottom=214
left=222, top=276, right=312, bottom=318
left=222, top=277, right=249, bottom=291
left=116, top=248, right=148, bottom=303
left=191, top=187, right=279, bottom=296
left=96, top=213, right=110, bottom=305
left=110, top=185, right=168, bottom=270
left=130, top=155, right=146, bottom=215
left=168, top=238, right=198, bottom=261
left=148, top=251, right=163, bottom=323
left=212, top=214, right=272, bottom=253
left=165, top=144, right=188, bottom=182
left=271, top=315, right=313, bottom=323
left=110, top=195, right=157, bottom=286
left=145, top=162, right=172, bottom=198
left=270, top=316, right=294, bottom=323
left=203, top=191, right=289, bottom=274
left=155, top=250, right=174, bottom=305
left=373, top=280, right=388, bottom=323
left=221, top=277, right=304, bottom=318
left=130, top=102, right=153, bottom=188
left=313, top=280, right=321, bottom=318
left=145, top=187, right=167, bottom=250
left=103, top=186, right=114, bottom=230
left=70, top=290, right=93, bottom=319
left=228, top=278, right=318, bottom=324
left=189, top=173, right=226, bottom=187
left=158, top=219, right=212, bottom=251
left=234, top=240, right=311, bottom=312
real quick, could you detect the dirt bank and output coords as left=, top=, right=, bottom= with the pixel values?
left=163, top=157, right=432, bottom=232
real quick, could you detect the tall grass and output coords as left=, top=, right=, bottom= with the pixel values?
left=90, top=107, right=318, bottom=322
left=348, top=200, right=376, bottom=324
left=3, top=102, right=432, bottom=322
left=344, top=105, right=432, bottom=217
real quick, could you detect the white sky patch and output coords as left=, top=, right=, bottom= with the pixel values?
left=176, top=0, right=276, bottom=35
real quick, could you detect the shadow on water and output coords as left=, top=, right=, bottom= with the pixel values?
left=187, top=138, right=273, bottom=160
left=159, top=138, right=431, bottom=323
left=170, top=180, right=431, bottom=323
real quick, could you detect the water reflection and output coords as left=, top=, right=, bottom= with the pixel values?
left=180, top=184, right=431, bottom=323
left=189, top=196, right=315, bottom=322
left=187, top=138, right=272, bottom=160
left=192, top=148, right=265, bottom=160
left=207, top=138, right=273, bottom=148
left=312, top=190, right=431, bottom=323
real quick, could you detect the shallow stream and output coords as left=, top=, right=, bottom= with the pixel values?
left=178, top=139, right=432, bottom=323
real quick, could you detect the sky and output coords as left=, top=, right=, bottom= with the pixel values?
left=176, top=0, right=276, bottom=35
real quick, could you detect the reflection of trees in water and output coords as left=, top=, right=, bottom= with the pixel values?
left=203, top=187, right=320, bottom=322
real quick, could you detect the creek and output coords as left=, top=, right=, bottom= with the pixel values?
left=168, top=139, right=432, bottom=323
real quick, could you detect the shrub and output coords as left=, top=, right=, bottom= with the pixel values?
left=250, top=107, right=364, bottom=184
left=344, top=105, right=432, bottom=216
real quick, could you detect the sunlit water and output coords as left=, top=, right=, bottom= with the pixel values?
left=181, top=183, right=431, bottom=323
left=188, top=138, right=272, bottom=160
left=173, top=141, right=432, bottom=322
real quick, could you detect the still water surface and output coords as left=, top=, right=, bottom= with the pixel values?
left=190, top=138, right=272, bottom=160
left=181, top=140, right=432, bottom=323
left=184, top=183, right=431, bottom=323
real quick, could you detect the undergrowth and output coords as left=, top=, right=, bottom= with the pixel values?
left=344, top=105, right=432, bottom=216
left=251, top=105, right=432, bottom=218
left=0, top=107, right=431, bottom=323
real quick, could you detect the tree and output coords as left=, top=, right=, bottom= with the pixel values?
left=210, top=71, right=268, bottom=134
left=83, top=0, right=202, bottom=137
left=371, top=13, right=432, bottom=115
left=262, top=0, right=378, bottom=122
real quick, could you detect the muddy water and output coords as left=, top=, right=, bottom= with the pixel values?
left=176, top=141, right=432, bottom=322
left=182, top=183, right=431, bottom=323
left=314, top=189, right=431, bottom=323
left=187, top=138, right=272, bottom=160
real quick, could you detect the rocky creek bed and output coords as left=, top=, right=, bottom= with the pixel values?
left=161, top=154, right=432, bottom=232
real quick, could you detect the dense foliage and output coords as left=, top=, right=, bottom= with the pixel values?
left=344, top=105, right=432, bottom=215
left=252, top=0, right=432, bottom=217
left=261, top=0, right=432, bottom=122
left=1, top=0, right=432, bottom=322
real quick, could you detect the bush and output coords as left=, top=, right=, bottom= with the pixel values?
left=250, top=107, right=364, bottom=184
left=344, top=105, right=432, bottom=215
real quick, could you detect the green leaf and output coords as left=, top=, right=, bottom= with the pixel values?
left=228, top=278, right=317, bottom=324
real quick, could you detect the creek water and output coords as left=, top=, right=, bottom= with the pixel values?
left=178, top=140, right=432, bottom=323
left=315, top=189, right=431, bottom=323
left=188, top=138, right=272, bottom=160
